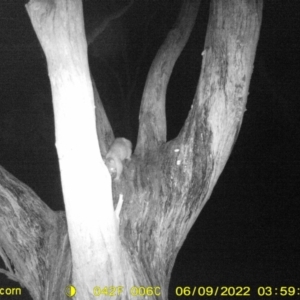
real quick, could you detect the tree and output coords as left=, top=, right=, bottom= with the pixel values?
left=0, top=0, right=262, bottom=299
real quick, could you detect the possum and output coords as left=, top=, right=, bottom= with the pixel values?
left=105, top=137, right=132, bottom=181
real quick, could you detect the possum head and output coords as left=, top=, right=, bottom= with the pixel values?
left=105, top=138, right=132, bottom=180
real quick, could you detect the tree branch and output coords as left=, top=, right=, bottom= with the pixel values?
left=92, top=76, right=114, bottom=156
left=0, top=166, right=71, bottom=300
left=136, top=0, right=200, bottom=157
left=161, top=0, right=263, bottom=279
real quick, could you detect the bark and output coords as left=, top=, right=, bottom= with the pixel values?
left=136, top=0, right=201, bottom=156
left=122, top=0, right=262, bottom=291
left=25, top=0, right=134, bottom=299
left=0, top=166, right=71, bottom=300
left=0, top=0, right=262, bottom=299
left=92, top=76, right=114, bottom=156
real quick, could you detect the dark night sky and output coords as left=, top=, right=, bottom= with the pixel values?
left=1, top=1, right=300, bottom=299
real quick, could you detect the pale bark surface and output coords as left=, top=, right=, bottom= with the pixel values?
left=0, top=0, right=262, bottom=299
left=25, top=0, right=135, bottom=299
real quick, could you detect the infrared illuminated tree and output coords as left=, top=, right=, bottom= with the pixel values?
left=0, top=0, right=262, bottom=299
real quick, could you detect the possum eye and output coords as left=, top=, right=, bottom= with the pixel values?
left=105, top=158, right=117, bottom=174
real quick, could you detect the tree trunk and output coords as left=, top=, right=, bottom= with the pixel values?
left=0, top=0, right=262, bottom=299
left=25, top=0, right=139, bottom=299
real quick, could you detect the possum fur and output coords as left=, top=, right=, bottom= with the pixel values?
left=105, top=138, right=132, bottom=180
